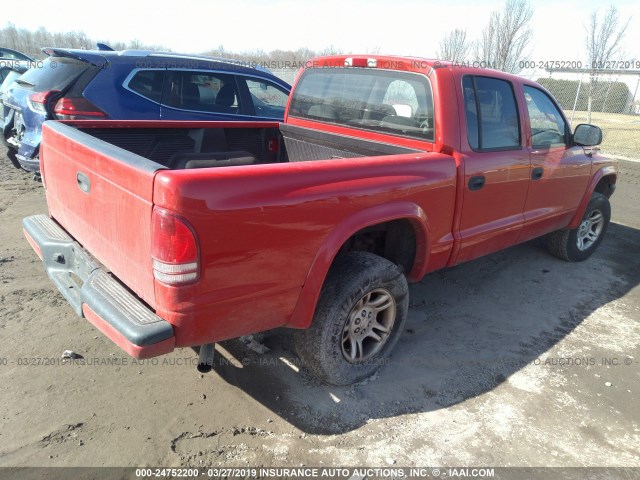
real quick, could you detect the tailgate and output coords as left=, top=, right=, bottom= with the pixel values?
left=41, top=121, right=162, bottom=308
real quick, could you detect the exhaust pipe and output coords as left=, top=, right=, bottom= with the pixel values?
left=197, top=343, right=215, bottom=373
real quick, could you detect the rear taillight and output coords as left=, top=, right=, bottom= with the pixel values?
left=152, top=208, right=199, bottom=285
left=28, top=90, right=60, bottom=114
left=54, top=97, right=107, bottom=119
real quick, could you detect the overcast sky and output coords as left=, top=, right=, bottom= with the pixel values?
left=3, top=0, right=639, bottom=66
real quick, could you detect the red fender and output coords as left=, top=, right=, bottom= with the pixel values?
left=567, top=166, right=617, bottom=229
left=287, top=202, right=431, bottom=329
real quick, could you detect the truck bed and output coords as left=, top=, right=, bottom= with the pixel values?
left=77, top=121, right=423, bottom=168
left=37, top=119, right=456, bottom=349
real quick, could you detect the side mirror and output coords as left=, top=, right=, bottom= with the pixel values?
left=573, top=124, right=602, bottom=147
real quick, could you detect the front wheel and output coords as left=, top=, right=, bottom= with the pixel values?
left=294, top=252, right=408, bottom=385
left=546, top=192, right=611, bottom=262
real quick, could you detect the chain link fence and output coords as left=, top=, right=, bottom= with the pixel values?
left=272, top=67, right=640, bottom=160
left=270, top=68, right=300, bottom=86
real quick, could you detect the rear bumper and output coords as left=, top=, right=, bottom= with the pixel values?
left=22, top=214, right=175, bottom=359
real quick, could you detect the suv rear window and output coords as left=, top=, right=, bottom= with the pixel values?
left=289, top=67, right=434, bottom=141
left=17, top=57, right=88, bottom=91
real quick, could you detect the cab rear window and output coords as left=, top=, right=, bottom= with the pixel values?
left=289, top=67, right=434, bottom=142
left=463, top=75, right=520, bottom=151
left=17, top=57, right=88, bottom=91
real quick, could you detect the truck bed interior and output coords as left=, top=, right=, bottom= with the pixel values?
left=78, top=123, right=423, bottom=170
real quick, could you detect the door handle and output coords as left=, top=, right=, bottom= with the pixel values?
left=76, top=172, right=91, bottom=193
left=468, top=175, right=485, bottom=191
left=531, top=167, right=544, bottom=180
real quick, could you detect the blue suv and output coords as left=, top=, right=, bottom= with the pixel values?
left=1, top=48, right=291, bottom=172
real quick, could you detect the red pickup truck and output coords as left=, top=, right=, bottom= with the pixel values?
left=23, top=56, right=617, bottom=385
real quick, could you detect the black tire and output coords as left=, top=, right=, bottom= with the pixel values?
left=294, top=252, right=409, bottom=385
left=546, top=192, right=611, bottom=262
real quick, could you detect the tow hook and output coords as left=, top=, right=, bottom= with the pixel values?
left=197, top=343, right=215, bottom=373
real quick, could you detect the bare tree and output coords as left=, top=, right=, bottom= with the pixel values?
left=128, top=39, right=145, bottom=49
left=319, top=45, right=343, bottom=56
left=437, top=29, right=469, bottom=63
left=1, top=23, right=20, bottom=51
left=0, top=23, right=169, bottom=57
left=586, top=5, right=630, bottom=67
left=585, top=5, right=631, bottom=122
left=199, top=44, right=342, bottom=68
left=475, top=0, right=533, bottom=74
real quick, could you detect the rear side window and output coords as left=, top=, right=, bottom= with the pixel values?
left=126, top=69, right=165, bottom=103
left=244, top=78, right=288, bottom=117
left=162, top=70, right=240, bottom=113
left=463, top=75, right=520, bottom=151
left=289, top=67, right=435, bottom=142
left=17, top=57, right=87, bottom=91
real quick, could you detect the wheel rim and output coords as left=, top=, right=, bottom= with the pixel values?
left=576, top=209, right=604, bottom=251
left=341, top=288, right=396, bottom=363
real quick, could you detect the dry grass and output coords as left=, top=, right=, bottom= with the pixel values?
left=565, top=110, right=640, bottom=159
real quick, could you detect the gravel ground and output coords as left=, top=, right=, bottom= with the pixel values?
left=0, top=153, right=638, bottom=472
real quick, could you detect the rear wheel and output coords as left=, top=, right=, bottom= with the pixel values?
left=546, top=192, right=611, bottom=262
left=294, top=252, right=408, bottom=385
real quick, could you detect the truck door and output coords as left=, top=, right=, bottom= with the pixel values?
left=455, top=75, right=530, bottom=264
left=517, top=85, right=591, bottom=243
